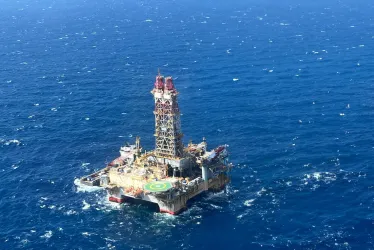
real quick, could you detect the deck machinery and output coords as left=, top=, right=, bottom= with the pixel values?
left=80, top=73, right=232, bottom=215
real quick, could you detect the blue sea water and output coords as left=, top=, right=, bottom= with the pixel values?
left=1, top=0, right=374, bottom=249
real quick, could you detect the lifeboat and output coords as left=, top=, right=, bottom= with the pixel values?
left=125, top=187, right=134, bottom=193
left=109, top=196, right=124, bottom=203
left=133, top=188, right=143, bottom=198
left=108, top=157, right=125, bottom=167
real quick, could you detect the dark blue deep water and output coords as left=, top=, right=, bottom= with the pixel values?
left=1, top=0, right=373, bottom=249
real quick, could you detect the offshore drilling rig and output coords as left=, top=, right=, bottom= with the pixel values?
left=79, top=72, right=232, bottom=215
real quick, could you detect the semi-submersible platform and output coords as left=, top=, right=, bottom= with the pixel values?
left=79, top=73, right=232, bottom=215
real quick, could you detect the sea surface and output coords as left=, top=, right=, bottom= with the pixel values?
left=1, top=0, right=373, bottom=249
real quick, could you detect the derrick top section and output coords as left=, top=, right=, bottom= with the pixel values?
left=153, top=74, right=177, bottom=94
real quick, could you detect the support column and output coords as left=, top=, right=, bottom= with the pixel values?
left=158, top=197, right=187, bottom=215
left=202, top=165, right=209, bottom=191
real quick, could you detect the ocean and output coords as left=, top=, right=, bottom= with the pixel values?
left=0, top=0, right=373, bottom=249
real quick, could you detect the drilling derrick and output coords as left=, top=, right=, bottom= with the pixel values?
left=152, top=74, right=184, bottom=158
left=79, top=72, right=232, bottom=216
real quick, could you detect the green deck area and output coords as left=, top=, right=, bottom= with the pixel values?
left=144, top=181, right=172, bottom=192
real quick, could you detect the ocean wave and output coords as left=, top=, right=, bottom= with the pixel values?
left=1, top=139, right=21, bottom=146
left=40, top=230, right=53, bottom=239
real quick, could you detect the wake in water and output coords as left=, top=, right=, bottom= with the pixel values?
left=74, top=178, right=103, bottom=193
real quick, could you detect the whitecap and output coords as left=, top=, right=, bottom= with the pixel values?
left=244, top=199, right=255, bottom=207
left=210, top=204, right=222, bottom=210
left=256, top=187, right=266, bottom=196
left=40, top=230, right=53, bottom=239
left=81, top=162, right=90, bottom=167
left=313, top=172, right=321, bottom=180
left=305, top=172, right=337, bottom=184
left=3, top=139, right=21, bottom=146
left=233, top=78, right=239, bottom=82
left=82, top=200, right=91, bottom=210
left=15, top=126, right=24, bottom=132
left=20, top=239, right=29, bottom=245
left=237, top=213, right=244, bottom=219
left=64, top=209, right=77, bottom=215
